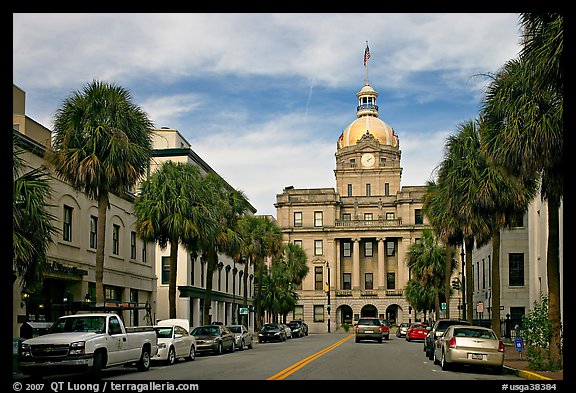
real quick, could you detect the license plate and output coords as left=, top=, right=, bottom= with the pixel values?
left=469, top=353, right=486, bottom=360
left=364, top=330, right=373, bottom=333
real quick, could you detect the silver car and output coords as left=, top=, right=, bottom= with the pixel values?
left=228, top=324, right=253, bottom=350
left=433, top=325, right=505, bottom=374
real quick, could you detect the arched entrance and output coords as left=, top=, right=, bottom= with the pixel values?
left=361, top=304, right=378, bottom=318
left=385, top=304, right=399, bottom=324
left=339, top=305, right=353, bottom=325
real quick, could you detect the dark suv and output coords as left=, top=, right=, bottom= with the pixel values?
left=287, top=320, right=308, bottom=338
left=424, top=318, right=471, bottom=359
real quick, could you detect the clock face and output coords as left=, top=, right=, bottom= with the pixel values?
left=361, top=153, right=375, bottom=167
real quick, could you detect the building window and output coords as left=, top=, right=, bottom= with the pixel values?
left=510, top=307, right=525, bottom=329
left=315, top=266, right=323, bottom=290
left=63, top=205, right=73, bottom=242
left=112, top=224, right=120, bottom=255
left=380, top=157, right=386, bottom=166
left=130, top=231, right=137, bottom=259
left=509, top=253, right=524, bottom=286
left=364, top=241, right=373, bottom=257
left=294, top=240, right=302, bottom=248
left=415, top=209, right=423, bottom=225
left=476, top=261, right=480, bottom=290
left=314, top=305, right=325, bottom=322
left=293, top=305, right=304, bottom=320
left=343, top=241, right=351, bottom=257
left=343, top=273, right=352, bottom=290
left=386, top=240, right=395, bottom=256
left=364, top=213, right=373, bottom=221
left=387, top=273, right=396, bottom=289
left=347, top=184, right=353, bottom=196
left=488, top=255, right=491, bottom=286
left=294, top=212, right=303, bottom=227
left=386, top=212, right=395, bottom=220
left=314, top=211, right=323, bottom=227
left=161, top=256, right=170, bottom=285
left=366, top=183, right=371, bottom=196
left=385, top=183, right=390, bottom=196
left=482, top=258, right=486, bottom=289
left=314, top=240, right=323, bottom=256
left=342, top=213, right=351, bottom=221
left=349, top=158, right=356, bottom=167
left=365, top=273, right=373, bottom=290
left=142, top=242, right=147, bottom=263
left=89, top=215, right=97, bottom=249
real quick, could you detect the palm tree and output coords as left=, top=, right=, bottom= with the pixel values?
left=407, top=229, right=451, bottom=320
left=200, top=172, right=250, bottom=325
left=481, top=13, right=563, bottom=368
left=422, top=179, right=463, bottom=319
left=134, top=161, right=216, bottom=318
left=278, top=243, right=309, bottom=287
left=436, top=119, right=492, bottom=323
left=13, top=136, right=59, bottom=291
left=47, top=80, right=154, bottom=305
left=404, top=278, right=434, bottom=322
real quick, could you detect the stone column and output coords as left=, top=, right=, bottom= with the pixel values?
left=353, top=238, right=360, bottom=290
left=377, top=237, right=385, bottom=290
left=335, top=239, right=341, bottom=290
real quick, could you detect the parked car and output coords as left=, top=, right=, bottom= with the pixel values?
left=152, top=319, right=196, bottom=365
left=287, top=320, right=308, bottom=337
left=258, top=323, right=286, bottom=343
left=433, top=324, right=505, bottom=374
left=378, top=318, right=390, bottom=340
left=281, top=323, right=292, bottom=339
left=228, top=324, right=253, bottom=350
left=424, top=319, right=471, bottom=360
left=396, top=322, right=411, bottom=338
left=190, top=325, right=235, bottom=355
left=406, top=323, right=428, bottom=341
left=355, top=317, right=387, bottom=343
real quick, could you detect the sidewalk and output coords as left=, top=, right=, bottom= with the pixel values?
left=503, top=343, right=563, bottom=380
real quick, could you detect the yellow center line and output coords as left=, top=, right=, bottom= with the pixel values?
left=267, top=334, right=354, bottom=380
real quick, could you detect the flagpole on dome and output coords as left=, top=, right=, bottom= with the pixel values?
left=364, top=41, right=371, bottom=85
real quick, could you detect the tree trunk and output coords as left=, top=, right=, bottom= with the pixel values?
left=547, top=197, right=562, bottom=369
left=255, top=257, right=265, bottom=330
left=242, top=258, right=249, bottom=328
left=444, top=245, right=453, bottom=319
left=168, top=238, right=179, bottom=319
left=465, top=238, right=474, bottom=324
left=203, top=248, right=217, bottom=325
left=95, top=193, right=109, bottom=306
left=491, top=230, right=501, bottom=337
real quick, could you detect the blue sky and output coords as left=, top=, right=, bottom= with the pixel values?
left=13, top=13, right=523, bottom=216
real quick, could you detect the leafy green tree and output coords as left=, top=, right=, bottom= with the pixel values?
left=13, top=137, right=59, bottom=291
left=404, top=278, right=434, bottom=322
left=481, top=13, right=563, bottom=367
left=407, top=229, right=453, bottom=319
left=134, top=161, right=216, bottom=318
left=422, top=179, right=463, bottom=319
left=48, top=80, right=154, bottom=305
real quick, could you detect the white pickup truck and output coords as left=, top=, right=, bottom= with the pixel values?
left=18, top=313, right=158, bottom=378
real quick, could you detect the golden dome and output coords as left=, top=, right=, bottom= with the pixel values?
left=339, top=116, right=398, bottom=148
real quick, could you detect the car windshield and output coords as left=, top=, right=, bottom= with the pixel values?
left=262, top=324, right=279, bottom=331
left=48, top=316, right=106, bottom=334
left=154, top=327, right=173, bottom=338
left=192, top=326, right=219, bottom=336
left=229, top=326, right=241, bottom=333
left=437, top=320, right=470, bottom=331
left=287, top=323, right=298, bottom=328
left=453, top=327, right=496, bottom=339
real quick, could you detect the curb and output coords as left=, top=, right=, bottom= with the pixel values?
left=504, top=366, right=553, bottom=381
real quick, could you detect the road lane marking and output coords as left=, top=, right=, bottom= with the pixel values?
left=267, top=334, right=354, bottom=380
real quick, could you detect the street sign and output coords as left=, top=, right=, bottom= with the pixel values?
left=441, top=302, right=446, bottom=312
left=239, top=307, right=249, bottom=315
left=514, top=337, right=524, bottom=351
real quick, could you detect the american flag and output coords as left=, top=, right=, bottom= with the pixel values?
left=364, top=43, right=371, bottom=66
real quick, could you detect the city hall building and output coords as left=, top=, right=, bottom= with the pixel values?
left=275, top=81, right=438, bottom=333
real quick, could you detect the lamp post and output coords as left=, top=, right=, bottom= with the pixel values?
left=21, top=290, right=30, bottom=322
left=326, top=262, right=331, bottom=333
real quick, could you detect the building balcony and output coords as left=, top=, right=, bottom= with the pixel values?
left=334, top=289, right=404, bottom=297
left=335, top=218, right=402, bottom=228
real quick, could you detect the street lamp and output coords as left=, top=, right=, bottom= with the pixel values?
left=21, top=290, right=30, bottom=322
left=326, top=262, right=331, bottom=333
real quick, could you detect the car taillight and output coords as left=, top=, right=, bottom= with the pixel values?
left=448, top=337, right=457, bottom=349
left=355, top=326, right=359, bottom=332
left=498, top=341, right=505, bottom=352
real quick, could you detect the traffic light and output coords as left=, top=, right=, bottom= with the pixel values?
left=452, top=278, right=460, bottom=290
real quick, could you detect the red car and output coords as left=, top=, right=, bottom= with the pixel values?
left=406, top=323, right=428, bottom=341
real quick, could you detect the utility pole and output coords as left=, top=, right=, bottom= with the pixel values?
left=326, top=262, right=331, bottom=333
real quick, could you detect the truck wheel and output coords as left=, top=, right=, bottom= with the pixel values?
left=166, top=347, right=176, bottom=365
left=91, top=352, right=103, bottom=378
left=137, top=348, right=151, bottom=371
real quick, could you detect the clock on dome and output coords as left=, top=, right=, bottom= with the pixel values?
left=361, top=153, right=375, bottom=167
